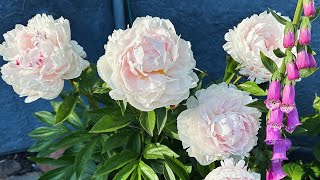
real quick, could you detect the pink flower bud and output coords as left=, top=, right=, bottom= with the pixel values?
left=283, top=32, right=295, bottom=48
left=265, top=124, right=282, bottom=145
left=299, top=28, right=311, bottom=45
left=270, top=160, right=287, bottom=180
left=286, top=108, right=302, bottom=133
left=268, top=109, right=284, bottom=129
left=286, top=62, right=300, bottom=80
left=303, top=0, right=316, bottom=17
left=308, top=53, right=317, bottom=68
left=280, top=84, right=295, bottom=113
left=297, top=49, right=311, bottom=69
left=271, top=139, right=292, bottom=161
left=265, top=80, right=281, bottom=110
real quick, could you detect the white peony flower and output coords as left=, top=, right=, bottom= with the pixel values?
left=204, top=158, right=261, bottom=180
left=177, top=83, right=261, bottom=165
left=0, top=14, right=89, bottom=103
left=223, top=11, right=287, bottom=83
left=97, top=16, right=198, bottom=111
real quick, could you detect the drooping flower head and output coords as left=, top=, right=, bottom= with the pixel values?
left=297, top=47, right=311, bottom=69
left=271, top=139, right=292, bottom=161
left=308, top=53, right=317, bottom=68
left=267, top=109, right=284, bottom=129
left=303, top=0, right=316, bottom=17
left=280, top=83, right=296, bottom=113
left=286, top=108, right=302, bottom=133
left=298, top=17, right=312, bottom=45
left=177, top=83, right=261, bottom=165
left=265, top=124, right=282, bottom=145
left=283, top=22, right=295, bottom=48
left=0, top=14, right=89, bottom=102
left=204, top=158, right=261, bottom=180
left=97, top=16, right=198, bottom=111
left=265, top=80, right=281, bottom=110
left=285, top=52, right=300, bottom=80
left=223, top=11, right=287, bottom=83
left=267, top=160, right=287, bottom=180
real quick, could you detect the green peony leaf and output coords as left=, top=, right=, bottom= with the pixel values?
left=143, top=143, right=179, bottom=160
left=260, top=51, right=279, bottom=74
left=139, top=161, right=159, bottom=180
left=238, top=81, right=267, bottom=96
left=113, top=160, right=138, bottom=180
left=224, top=55, right=240, bottom=83
left=55, top=92, right=79, bottom=125
left=164, top=155, right=189, bottom=180
left=155, top=108, right=168, bottom=135
left=33, top=111, right=55, bottom=126
left=90, top=114, right=133, bottom=133
left=164, top=163, right=176, bottom=180
left=139, top=111, right=156, bottom=136
left=246, top=99, right=269, bottom=113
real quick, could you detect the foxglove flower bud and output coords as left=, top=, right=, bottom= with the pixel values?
left=269, top=160, right=287, bottom=180
left=286, top=108, right=302, bottom=133
left=285, top=52, right=300, bottom=80
left=265, top=124, right=282, bottom=145
left=303, top=0, right=316, bottom=17
left=271, top=139, right=292, bottom=161
left=299, top=17, right=311, bottom=45
left=283, top=22, right=295, bottom=48
left=265, top=80, right=281, bottom=110
left=297, top=49, right=311, bottom=69
left=308, top=53, right=317, bottom=68
left=268, top=109, right=284, bottom=129
left=280, top=84, right=295, bottom=113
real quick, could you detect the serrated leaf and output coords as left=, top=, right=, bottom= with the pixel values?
left=143, top=143, right=179, bottom=160
left=246, top=99, right=269, bottom=113
left=310, top=6, right=320, bottom=21
left=238, top=81, right=267, bottom=96
left=283, top=163, right=304, bottom=180
left=269, top=8, right=288, bottom=25
left=273, top=48, right=286, bottom=58
left=94, top=151, right=138, bottom=176
left=90, top=114, right=133, bottom=133
left=164, top=155, right=188, bottom=180
left=164, top=163, right=176, bottom=180
left=74, top=138, right=98, bottom=178
left=33, top=111, right=55, bottom=126
left=300, top=68, right=319, bottom=78
left=260, top=51, right=278, bottom=74
left=139, top=161, right=159, bottom=180
left=113, top=161, right=138, bottom=180
left=139, top=111, right=156, bottom=136
left=55, top=93, right=79, bottom=125
left=156, top=108, right=168, bottom=134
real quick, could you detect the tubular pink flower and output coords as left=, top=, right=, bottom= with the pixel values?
left=286, top=61, right=300, bottom=80
left=265, top=124, right=282, bottom=145
left=265, top=80, right=281, bottom=110
left=297, top=49, right=311, bottom=69
left=299, top=28, right=311, bottom=45
left=303, top=0, right=316, bottom=17
left=267, top=109, right=284, bottom=129
left=308, top=54, right=317, bottom=68
left=286, top=108, right=302, bottom=133
left=269, top=160, right=287, bottom=180
left=280, top=84, right=295, bottom=113
left=283, top=32, right=295, bottom=48
left=271, top=139, right=292, bottom=161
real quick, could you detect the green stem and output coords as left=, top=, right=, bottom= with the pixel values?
left=293, top=0, right=304, bottom=26
left=87, top=94, right=98, bottom=109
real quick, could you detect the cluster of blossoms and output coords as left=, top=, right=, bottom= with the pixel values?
left=265, top=1, right=317, bottom=179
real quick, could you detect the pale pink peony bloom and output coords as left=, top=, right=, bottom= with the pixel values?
left=97, top=16, right=198, bottom=111
left=204, top=158, right=261, bottom=180
left=0, top=14, right=89, bottom=103
left=177, top=83, right=261, bottom=165
left=223, top=11, right=288, bottom=83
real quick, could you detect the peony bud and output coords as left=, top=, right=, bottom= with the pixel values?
left=270, top=160, right=287, bottom=180
left=271, top=139, right=292, bottom=161
left=283, top=22, right=295, bottom=48
left=280, top=84, right=296, bottom=113
left=268, top=109, right=284, bottom=129
left=308, top=53, right=317, bottom=68
left=303, top=0, right=316, bottom=17
left=297, top=49, right=311, bottom=69
left=286, top=108, right=302, bottom=133
left=265, top=80, right=281, bottom=110
left=265, top=124, right=282, bottom=145
left=299, top=17, right=311, bottom=45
